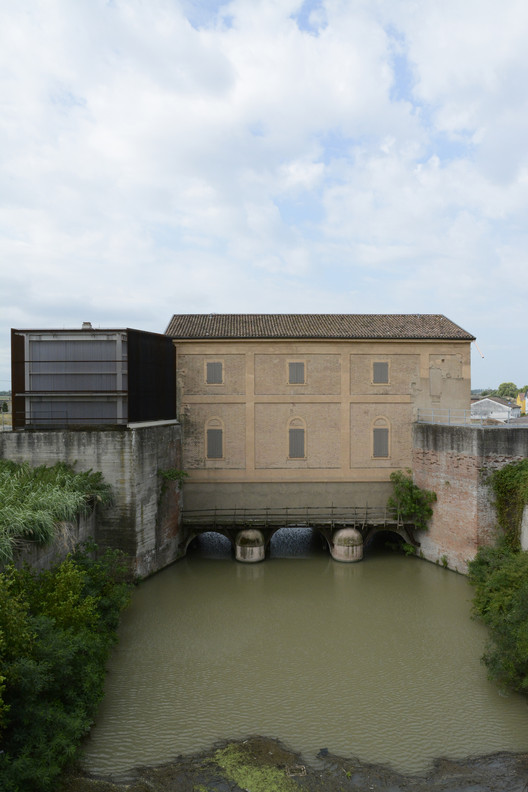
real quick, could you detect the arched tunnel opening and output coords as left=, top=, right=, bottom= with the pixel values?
left=187, top=531, right=232, bottom=559
left=364, top=529, right=413, bottom=558
left=269, top=525, right=327, bottom=558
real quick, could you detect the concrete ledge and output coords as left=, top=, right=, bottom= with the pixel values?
left=0, top=422, right=186, bottom=577
left=127, top=419, right=180, bottom=429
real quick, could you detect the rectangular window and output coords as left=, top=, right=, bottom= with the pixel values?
left=289, top=427, right=305, bottom=458
left=373, top=427, right=389, bottom=458
left=206, top=361, right=223, bottom=384
left=207, top=428, right=223, bottom=458
left=289, top=361, right=305, bottom=384
left=373, top=362, right=389, bottom=384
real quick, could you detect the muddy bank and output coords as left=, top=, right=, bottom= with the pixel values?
left=60, top=736, right=528, bottom=792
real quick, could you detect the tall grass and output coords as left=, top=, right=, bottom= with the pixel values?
left=0, top=461, right=112, bottom=564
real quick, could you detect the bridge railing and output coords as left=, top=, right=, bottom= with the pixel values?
left=182, top=505, right=404, bottom=528
left=415, top=408, right=515, bottom=426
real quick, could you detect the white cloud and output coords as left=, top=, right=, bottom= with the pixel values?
left=0, top=0, right=527, bottom=390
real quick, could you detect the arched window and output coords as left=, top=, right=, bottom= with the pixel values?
left=206, top=417, right=223, bottom=459
left=288, top=417, right=306, bottom=459
left=372, top=417, right=390, bottom=458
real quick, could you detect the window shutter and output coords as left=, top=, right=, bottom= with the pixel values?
left=373, top=362, right=389, bottom=384
left=206, top=362, right=223, bottom=384
left=207, top=428, right=223, bottom=458
left=373, top=427, right=389, bottom=457
left=289, top=362, right=305, bottom=384
left=289, top=427, right=305, bottom=458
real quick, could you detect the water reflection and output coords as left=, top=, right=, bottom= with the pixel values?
left=82, top=529, right=528, bottom=777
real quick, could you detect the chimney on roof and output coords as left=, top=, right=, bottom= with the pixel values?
left=82, top=321, right=92, bottom=330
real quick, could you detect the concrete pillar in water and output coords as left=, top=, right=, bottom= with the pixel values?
left=235, top=529, right=265, bottom=563
left=331, top=528, right=363, bottom=562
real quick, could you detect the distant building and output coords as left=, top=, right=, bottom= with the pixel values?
left=470, top=396, right=520, bottom=423
left=11, top=325, right=176, bottom=428
left=166, top=313, right=474, bottom=511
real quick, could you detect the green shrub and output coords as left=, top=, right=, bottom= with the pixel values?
left=387, top=469, right=436, bottom=531
left=0, top=544, right=133, bottom=791
left=468, top=545, right=528, bottom=693
left=486, top=459, right=528, bottom=548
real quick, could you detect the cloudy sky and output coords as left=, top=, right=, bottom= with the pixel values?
left=1, top=0, right=527, bottom=391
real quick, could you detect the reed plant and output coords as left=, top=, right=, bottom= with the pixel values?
left=0, top=461, right=111, bottom=564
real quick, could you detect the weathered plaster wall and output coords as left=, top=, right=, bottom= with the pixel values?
left=413, top=424, right=528, bottom=572
left=0, top=421, right=185, bottom=577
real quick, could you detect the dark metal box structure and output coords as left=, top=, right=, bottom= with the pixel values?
left=11, top=325, right=176, bottom=428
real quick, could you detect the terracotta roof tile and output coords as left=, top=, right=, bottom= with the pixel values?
left=165, top=314, right=475, bottom=341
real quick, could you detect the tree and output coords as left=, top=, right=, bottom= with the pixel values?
left=497, top=382, right=518, bottom=399
left=1, top=402, right=7, bottom=413
left=387, top=469, right=437, bottom=531
left=0, top=545, right=132, bottom=790
left=468, top=546, right=528, bottom=693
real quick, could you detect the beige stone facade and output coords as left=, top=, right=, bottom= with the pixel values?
left=168, top=315, right=473, bottom=511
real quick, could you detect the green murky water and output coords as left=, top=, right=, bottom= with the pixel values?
left=82, top=531, right=528, bottom=775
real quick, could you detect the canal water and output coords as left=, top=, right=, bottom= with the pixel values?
left=82, top=530, right=528, bottom=777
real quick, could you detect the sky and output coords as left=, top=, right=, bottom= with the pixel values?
left=1, top=0, right=528, bottom=391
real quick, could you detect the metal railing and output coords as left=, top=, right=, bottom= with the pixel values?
left=183, top=505, right=405, bottom=529
left=11, top=409, right=128, bottom=428
left=415, top=408, right=511, bottom=426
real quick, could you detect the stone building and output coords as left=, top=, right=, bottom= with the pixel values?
left=166, top=314, right=474, bottom=511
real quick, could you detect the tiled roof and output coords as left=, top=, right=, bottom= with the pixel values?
left=165, top=314, right=475, bottom=341
left=476, top=396, right=515, bottom=406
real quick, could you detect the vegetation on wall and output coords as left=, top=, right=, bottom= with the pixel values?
left=387, top=469, right=437, bottom=531
left=468, top=460, right=528, bottom=695
left=485, top=459, right=528, bottom=549
left=0, top=460, right=112, bottom=564
left=468, top=544, right=528, bottom=693
left=158, top=467, right=189, bottom=493
left=0, top=542, right=133, bottom=792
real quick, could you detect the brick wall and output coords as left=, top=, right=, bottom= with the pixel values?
left=413, top=424, right=528, bottom=572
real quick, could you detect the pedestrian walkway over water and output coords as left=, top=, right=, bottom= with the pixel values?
left=182, top=506, right=417, bottom=562
left=183, top=505, right=406, bottom=531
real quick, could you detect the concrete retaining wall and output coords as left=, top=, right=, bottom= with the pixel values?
left=183, top=481, right=393, bottom=511
left=412, top=424, right=528, bottom=572
left=4, top=420, right=526, bottom=576
left=0, top=421, right=186, bottom=577
left=13, top=511, right=96, bottom=572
